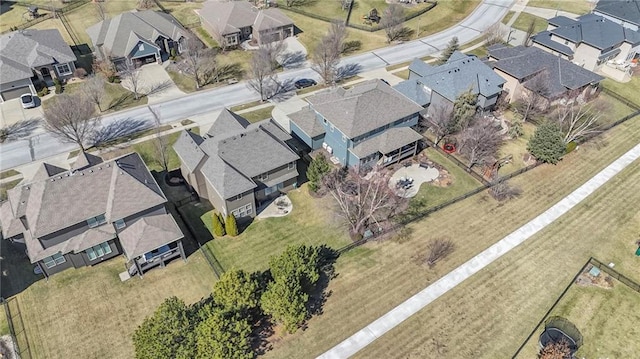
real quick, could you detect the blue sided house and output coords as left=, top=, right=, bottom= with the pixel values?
left=287, top=79, right=424, bottom=168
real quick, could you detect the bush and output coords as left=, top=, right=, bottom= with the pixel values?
left=212, top=212, right=226, bottom=237
left=566, top=141, right=578, bottom=153
left=73, top=68, right=88, bottom=79
left=225, top=214, right=238, bottom=237
left=53, top=78, right=63, bottom=94
left=527, top=121, right=565, bottom=164
left=37, top=87, right=49, bottom=97
left=341, top=40, right=362, bottom=54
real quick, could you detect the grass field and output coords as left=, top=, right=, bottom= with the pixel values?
left=51, top=81, right=148, bottom=113
left=511, top=12, right=548, bottom=33
left=261, top=111, right=640, bottom=357
left=240, top=105, right=275, bottom=123
left=0, top=305, right=8, bottom=336
left=517, top=278, right=640, bottom=358
left=0, top=179, right=22, bottom=202
left=276, top=0, right=434, bottom=22
left=527, top=0, right=594, bottom=15
left=602, top=77, right=640, bottom=107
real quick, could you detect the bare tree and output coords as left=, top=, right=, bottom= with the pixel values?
left=121, top=62, right=143, bottom=100
left=524, top=19, right=537, bottom=47
left=458, top=116, right=504, bottom=170
left=247, top=45, right=281, bottom=101
left=43, top=94, right=100, bottom=151
left=553, top=101, right=606, bottom=144
left=423, top=104, right=454, bottom=145
left=381, top=4, right=406, bottom=43
left=517, top=70, right=550, bottom=122
left=311, top=21, right=346, bottom=85
left=183, top=40, right=217, bottom=90
left=137, top=0, right=154, bottom=10
left=148, top=106, right=170, bottom=173
left=93, top=54, right=117, bottom=82
left=489, top=178, right=522, bottom=201
left=83, top=75, right=106, bottom=112
left=324, top=167, right=406, bottom=237
left=538, top=339, right=571, bottom=359
left=338, top=0, right=352, bottom=11
left=483, top=23, right=506, bottom=47
left=425, top=238, right=455, bottom=267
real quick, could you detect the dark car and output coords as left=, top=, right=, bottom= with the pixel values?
left=295, top=79, right=317, bottom=89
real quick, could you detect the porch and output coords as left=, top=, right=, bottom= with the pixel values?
left=351, top=127, right=423, bottom=168
left=126, top=241, right=185, bottom=278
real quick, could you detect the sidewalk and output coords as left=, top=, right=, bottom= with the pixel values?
left=318, top=142, right=640, bottom=358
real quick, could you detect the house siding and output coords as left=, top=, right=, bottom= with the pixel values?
left=129, top=40, right=160, bottom=61
left=573, top=43, right=604, bottom=71
left=320, top=116, right=350, bottom=165
left=204, top=178, right=229, bottom=216
left=492, top=68, right=522, bottom=103
left=40, top=255, right=74, bottom=277
left=225, top=190, right=256, bottom=218
left=253, top=163, right=298, bottom=203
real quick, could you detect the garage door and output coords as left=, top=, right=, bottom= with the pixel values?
left=1, top=86, right=32, bottom=101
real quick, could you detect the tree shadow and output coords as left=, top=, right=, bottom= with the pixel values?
left=306, top=245, right=339, bottom=318
left=0, top=239, right=43, bottom=298
left=91, top=117, right=150, bottom=146
left=336, top=63, right=362, bottom=82
left=268, top=78, right=297, bottom=103
left=396, top=27, right=416, bottom=42
left=146, top=80, right=174, bottom=95
left=71, top=44, right=95, bottom=73
left=0, top=118, right=41, bottom=143
left=278, top=51, right=306, bottom=69
left=214, top=63, right=245, bottom=84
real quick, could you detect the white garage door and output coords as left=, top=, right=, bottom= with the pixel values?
left=1, top=86, right=32, bottom=101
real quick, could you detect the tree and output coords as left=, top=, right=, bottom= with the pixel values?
left=247, top=45, right=281, bottom=101
left=451, top=90, right=477, bottom=133
left=424, top=104, right=454, bottom=145
left=149, top=106, right=170, bottom=173
left=527, top=121, right=565, bottom=164
left=213, top=270, right=260, bottom=315
left=268, top=245, right=321, bottom=291
left=437, top=37, right=459, bottom=65
left=324, top=167, right=406, bottom=236
left=483, top=23, right=506, bottom=47
left=553, top=101, right=605, bottom=144
left=458, top=116, right=504, bottom=170
left=538, top=339, right=571, bottom=359
left=83, top=75, right=106, bottom=112
left=133, top=297, right=196, bottom=359
left=311, top=21, right=346, bottom=85
left=516, top=70, right=550, bottom=122
left=137, top=0, right=154, bottom=9
left=306, top=153, right=331, bottom=192
left=93, top=55, right=117, bottom=82
left=43, top=93, right=99, bottom=151
left=194, top=311, right=253, bottom=359
left=261, top=278, right=308, bottom=333
left=183, top=40, right=218, bottom=90
left=212, top=212, right=226, bottom=237
left=425, top=238, right=455, bottom=267
left=381, top=4, right=406, bottom=43
left=524, top=19, right=537, bottom=47
left=225, top=214, right=239, bottom=237
left=122, top=61, right=143, bottom=100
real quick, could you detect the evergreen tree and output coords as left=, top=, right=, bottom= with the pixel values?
left=437, top=36, right=459, bottom=65
left=213, top=270, right=260, bottom=316
left=194, top=311, right=253, bottom=359
left=260, top=279, right=308, bottom=333
left=306, top=153, right=331, bottom=192
left=527, top=121, right=566, bottom=164
left=212, top=212, right=226, bottom=237
left=451, top=90, right=477, bottom=133
left=225, top=214, right=239, bottom=237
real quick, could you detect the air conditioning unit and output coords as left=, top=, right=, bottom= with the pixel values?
left=322, top=142, right=328, bottom=149
left=326, top=146, right=333, bottom=154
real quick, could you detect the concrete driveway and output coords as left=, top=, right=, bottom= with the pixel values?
left=121, top=63, right=185, bottom=104
left=0, top=98, right=44, bottom=128
left=277, top=37, right=308, bottom=69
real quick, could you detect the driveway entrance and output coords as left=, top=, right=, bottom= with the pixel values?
left=120, top=63, right=185, bottom=104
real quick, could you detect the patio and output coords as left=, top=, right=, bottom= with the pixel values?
left=257, top=194, right=294, bottom=219
left=389, top=163, right=440, bottom=198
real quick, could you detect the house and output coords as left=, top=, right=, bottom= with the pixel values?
left=87, top=10, right=188, bottom=68
left=0, top=29, right=76, bottom=102
left=394, top=52, right=506, bottom=115
left=199, top=1, right=294, bottom=47
left=531, top=13, right=640, bottom=71
left=487, top=44, right=604, bottom=105
left=0, top=152, right=186, bottom=278
left=173, top=109, right=299, bottom=219
left=593, top=0, right=640, bottom=31
left=287, top=79, right=424, bottom=168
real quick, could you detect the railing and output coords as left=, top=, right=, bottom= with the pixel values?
left=1, top=297, right=32, bottom=359
left=139, top=247, right=182, bottom=271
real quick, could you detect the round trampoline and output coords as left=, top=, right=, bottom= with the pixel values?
left=539, top=328, right=578, bottom=353
left=538, top=316, right=582, bottom=355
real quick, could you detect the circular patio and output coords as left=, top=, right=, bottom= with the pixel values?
left=389, top=164, right=440, bottom=198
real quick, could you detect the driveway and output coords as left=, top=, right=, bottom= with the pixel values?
left=0, top=98, right=44, bottom=129
left=121, top=63, right=186, bottom=104
left=277, top=37, right=308, bottom=69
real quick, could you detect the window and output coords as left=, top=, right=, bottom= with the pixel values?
left=288, top=161, right=296, bottom=170
left=86, top=242, right=113, bottom=261
left=43, top=253, right=66, bottom=268
left=138, top=43, right=144, bottom=51
left=55, top=63, right=72, bottom=76
left=87, top=214, right=107, bottom=228
left=232, top=204, right=252, bottom=217
left=258, top=172, right=269, bottom=181
left=232, top=193, right=243, bottom=201
left=264, top=186, right=276, bottom=196
left=114, top=219, right=126, bottom=230
left=342, top=134, right=347, bottom=142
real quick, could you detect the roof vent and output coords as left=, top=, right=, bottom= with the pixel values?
left=98, top=167, right=102, bottom=170
left=89, top=169, right=93, bottom=173
left=57, top=176, right=62, bottom=179
left=50, top=179, right=54, bottom=182
left=106, top=164, right=110, bottom=168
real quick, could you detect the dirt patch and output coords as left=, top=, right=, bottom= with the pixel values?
left=0, top=335, right=18, bottom=359
left=575, top=264, right=614, bottom=289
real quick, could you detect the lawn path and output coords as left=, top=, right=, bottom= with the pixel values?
left=318, top=141, right=640, bottom=359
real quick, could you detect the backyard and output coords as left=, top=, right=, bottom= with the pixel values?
left=527, top=0, right=594, bottom=15
left=517, top=274, right=640, bottom=359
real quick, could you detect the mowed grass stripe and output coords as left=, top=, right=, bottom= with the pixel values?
left=356, top=160, right=640, bottom=358
left=264, top=117, right=640, bottom=358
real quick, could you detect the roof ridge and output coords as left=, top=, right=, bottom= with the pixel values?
left=105, top=163, right=119, bottom=221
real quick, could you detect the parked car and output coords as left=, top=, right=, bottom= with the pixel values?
left=295, top=79, right=317, bottom=89
left=20, top=94, right=36, bottom=109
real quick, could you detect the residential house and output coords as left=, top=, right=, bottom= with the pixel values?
left=531, top=14, right=640, bottom=71
left=173, top=109, right=299, bottom=219
left=593, top=0, right=640, bottom=31
left=199, top=1, right=294, bottom=47
left=87, top=10, right=188, bottom=68
left=394, top=52, right=506, bottom=116
left=487, top=44, right=604, bottom=105
left=287, top=79, right=424, bottom=169
left=0, top=29, right=76, bottom=102
left=0, top=152, right=186, bottom=278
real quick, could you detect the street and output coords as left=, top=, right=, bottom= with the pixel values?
left=0, top=0, right=513, bottom=171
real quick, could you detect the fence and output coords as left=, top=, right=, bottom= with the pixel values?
left=1, top=297, right=32, bottom=359
left=3, top=0, right=91, bottom=34
left=422, top=137, right=491, bottom=186
left=601, top=87, right=640, bottom=110
left=590, top=257, right=640, bottom=293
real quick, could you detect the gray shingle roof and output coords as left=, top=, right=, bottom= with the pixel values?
left=207, top=108, right=250, bottom=137
left=173, top=130, right=205, bottom=173
left=544, top=13, right=640, bottom=50
left=87, top=10, right=186, bottom=58
left=288, top=106, right=326, bottom=138
left=408, top=58, right=434, bottom=77
left=350, top=127, right=422, bottom=158
left=531, top=31, right=575, bottom=55
left=118, top=213, right=183, bottom=259
left=253, top=8, right=293, bottom=32
left=199, top=1, right=292, bottom=36
left=548, top=15, right=579, bottom=27
left=594, top=0, right=640, bottom=26
left=0, top=29, right=76, bottom=83
left=32, top=163, right=67, bottom=181
left=392, top=79, right=431, bottom=107
left=488, top=45, right=604, bottom=98
left=305, top=79, right=423, bottom=139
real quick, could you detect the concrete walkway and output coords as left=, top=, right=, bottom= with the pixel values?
left=318, top=142, right=640, bottom=359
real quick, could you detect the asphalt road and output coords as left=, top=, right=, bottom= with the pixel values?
left=0, top=0, right=513, bottom=171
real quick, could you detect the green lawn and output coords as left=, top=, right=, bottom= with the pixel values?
left=203, top=188, right=352, bottom=273
left=52, top=81, right=148, bottom=113
left=393, top=69, right=410, bottom=80
left=0, top=169, right=20, bottom=180
left=502, top=10, right=515, bottom=25
left=527, top=0, right=594, bottom=15
left=0, top=179, right=22, bottom=202
left=0, top=305, right=9, bottom=336
left=496, top=121, right=537, bottom=175
left=511, top=12, right=548, bottom=33
left=277, top=0, right=435, bottom=21
left=601, top=77, right=640, bottom=108
left=517, top=278, right=640, bottom=358
left=239, top=105, right=275, bottom=123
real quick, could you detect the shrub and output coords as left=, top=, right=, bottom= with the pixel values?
left=527, top=121, right=566, bottom=164
left=37, top=87, right=49, bottom=97
left=509, top=119, right=524, bottom=139
left=212, top=212, right=226, bottom=237
left=225, top=214, right=238, bottom=237
left=73, top=68, right=88, bottom=79
left=566, top=141, right=578, bottom=153
left=341, top=40, right=361, bottom=54
left=53, top=78, right=63, bottom=94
